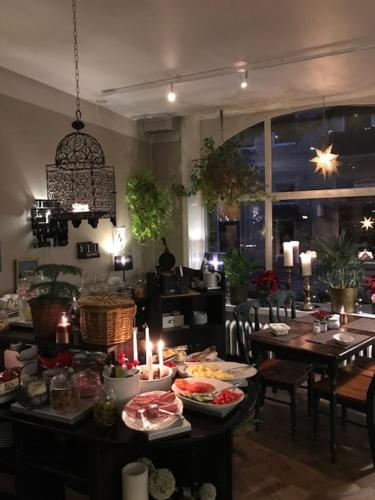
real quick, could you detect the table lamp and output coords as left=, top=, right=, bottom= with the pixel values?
left=114, top=255, right=133, bottom=282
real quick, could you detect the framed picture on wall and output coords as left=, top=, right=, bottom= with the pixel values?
left=15, top=259, right=39, bottom=282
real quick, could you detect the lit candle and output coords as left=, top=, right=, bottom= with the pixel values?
left=144, top=324, right=150, bottom=365
left=132, top=327, right=138, bottom=362
left=121, top=256, right=126, bottom=266
left=283, top=242, right=293, bottom=267
left=157, top=340, right=164, bottom=377
left=147, top=342, right=153, bottom=381
left=340, top=306, right=348, bottom=325
left=56, top=312, right=71, bottom=344
left=300, top=252, right=312, bottom=276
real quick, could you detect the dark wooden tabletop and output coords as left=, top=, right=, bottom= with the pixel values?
left=250, top=316, right=375, bottom=361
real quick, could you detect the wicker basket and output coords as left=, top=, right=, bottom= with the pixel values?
left=79, top=296, right=136, bottom=346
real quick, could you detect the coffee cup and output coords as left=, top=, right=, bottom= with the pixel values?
left=204, top=272, right=221, bottom=289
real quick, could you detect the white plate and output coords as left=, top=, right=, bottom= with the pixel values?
left=122, top=391, right=183, bottom=432
left=185, top=350, right=218, bottom=363
left=172, top=377, right=244, bottom=416
left=333, top=333, right=354, bottom=346
left=185, top=361, right=257, bottom=381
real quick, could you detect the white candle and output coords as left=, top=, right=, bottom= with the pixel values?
left=291, top=241, right=300, bottom=262
left=283, top=242, right=293, bottom=267
left=147, top=342, right=153, bottom=381
left=306, top=250, right=317, bottom=262
left=157, top=340, right=164, bottom=377
left=300, top=252, right=312, bottom=276
left=132, top=327, right=138, bottom=362
left=145, top=325, right=150, bottom=347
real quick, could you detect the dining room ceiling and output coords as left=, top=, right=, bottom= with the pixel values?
left=1, top=0, right=375, bottom=119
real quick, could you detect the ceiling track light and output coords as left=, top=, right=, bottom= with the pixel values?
left=239, top=70, right=248, bottom=89
left=167, top=82, right=176, bottom=103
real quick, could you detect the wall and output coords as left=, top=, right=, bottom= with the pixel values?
left=0, top=92, right=151, bottom=295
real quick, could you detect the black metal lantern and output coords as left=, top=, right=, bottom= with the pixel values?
left=46, top=0, right=116, bottom=229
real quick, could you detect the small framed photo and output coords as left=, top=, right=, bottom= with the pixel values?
left=16, top=259, right=39, bottom=281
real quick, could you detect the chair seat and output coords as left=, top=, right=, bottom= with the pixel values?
left=314, top=370, right=372, bottom=404
left=259, top=358, right=312, bottom=387
left=343, top=357, right=375, bottom=378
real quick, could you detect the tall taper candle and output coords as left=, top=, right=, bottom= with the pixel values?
left=147, top=342, right=153, bottom=381
left=157, top=340, right=164, bottom=377
left=132, top=327, right=138, bottom=362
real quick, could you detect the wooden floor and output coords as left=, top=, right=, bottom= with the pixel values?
left=233, top=390, right=375, bottom=500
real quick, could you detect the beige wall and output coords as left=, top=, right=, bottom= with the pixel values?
left=0, top=92, right=151, bottom=295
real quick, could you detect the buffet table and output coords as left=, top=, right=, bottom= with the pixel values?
left=0, top=384, right=255, bottom=500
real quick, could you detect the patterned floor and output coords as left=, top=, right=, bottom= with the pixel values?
left=233, top=390, right=375, bottom=500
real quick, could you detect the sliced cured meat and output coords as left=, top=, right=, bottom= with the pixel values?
left=124, top=391, right=179, bottom=420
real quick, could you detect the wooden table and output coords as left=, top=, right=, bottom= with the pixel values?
left=0, top=383, right=256, bottom=500
left=250, top=317, right=375, bottom=463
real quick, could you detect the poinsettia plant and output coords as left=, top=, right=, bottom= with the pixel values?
left=364, top=276, right=375, bottom=294
left=255, top=271, right=279, bottom=294
left=311, top=309, right=332, bottom=322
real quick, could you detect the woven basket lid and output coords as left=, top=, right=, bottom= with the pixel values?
left=78, top=295, right=135, bottom=310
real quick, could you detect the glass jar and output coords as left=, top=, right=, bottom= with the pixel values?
left=77, top=369, right=102, bottom=398
left=0, top=301, right=9, bottom=332
left=50, top=368, right=80, bottom=413
left=18, top=363, right=48, bottom=408
left=93, top=387, right=117, bottom=427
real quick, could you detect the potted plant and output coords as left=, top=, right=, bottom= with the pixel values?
left=223, top=250, right=257, bottom=305
left=127, top=171, right=174, bottom=243
left=254, top=270, right=279, bottom=306
left=174, top=137, right=261, bottom=211
left=29, top=264, right=82, bottom=339
left=317, top=231, right=362, bottom=313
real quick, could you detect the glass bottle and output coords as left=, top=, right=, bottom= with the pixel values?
left=93, top=387, right=117, bottom=427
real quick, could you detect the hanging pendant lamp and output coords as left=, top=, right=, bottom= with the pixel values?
left=46, top=0, right=116, bottom=228
left=310, top=97, right=340, bottom=179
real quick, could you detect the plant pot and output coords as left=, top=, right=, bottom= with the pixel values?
left=330, top=287, right=358, bottom=314
left=229, top=285, right=249, bottom=305
left=29, top=299, right=70, bottom=339
left=103, top=370, right=140, bottom=408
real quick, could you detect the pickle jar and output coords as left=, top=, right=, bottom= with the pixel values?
left=77, top=369, right=102, bottom=399
left=93, top=387, right=117, bottom=427
left=50, top=368, right=80, bottom=413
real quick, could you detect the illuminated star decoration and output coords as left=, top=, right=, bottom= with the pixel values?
left=310, top=144, right=339, bottom=178
left=361, top=216, right=374, bottom=231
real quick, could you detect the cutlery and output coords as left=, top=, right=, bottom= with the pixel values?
left=148, top=404, right=184, bottom=421
left=137, top=408, right=151, bottom=430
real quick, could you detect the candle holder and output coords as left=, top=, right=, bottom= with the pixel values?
left=284, top=266, right=293, bottom=307
left=302, top=276, right=314, bottom=311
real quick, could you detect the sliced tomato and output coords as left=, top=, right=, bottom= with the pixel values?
left=212, top=389, right=242, bottom=405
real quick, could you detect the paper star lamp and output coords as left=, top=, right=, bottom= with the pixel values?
left=310, top=144, right=339, bottom=178
left=361, top=216, right=374, bottom=231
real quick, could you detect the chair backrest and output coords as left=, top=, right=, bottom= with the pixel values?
left=366, top=372, right=375, bottom=412
left=233, top=300, right=260, bottom=364
left=267, top=290, right=296, bottom=323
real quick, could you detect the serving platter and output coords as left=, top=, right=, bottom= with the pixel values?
left=185, top=361, right=257, bottom=382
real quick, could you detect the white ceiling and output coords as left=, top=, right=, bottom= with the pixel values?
left=1, top=0, right=375, bottom=119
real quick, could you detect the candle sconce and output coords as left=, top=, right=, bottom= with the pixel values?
left=302, top=276, right=314, bottom=311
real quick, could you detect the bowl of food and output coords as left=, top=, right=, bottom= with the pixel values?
left=269, top=323, right=290, bottom=336
left=139, top=365, right=173, bottom=393
left=333, top=332, right=354, bottom=346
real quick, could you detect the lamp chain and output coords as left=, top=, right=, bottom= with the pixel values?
left=72, top=0, right=81, bottom=121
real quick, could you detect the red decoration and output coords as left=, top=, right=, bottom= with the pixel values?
left=255, top=271, right=279, bottom=294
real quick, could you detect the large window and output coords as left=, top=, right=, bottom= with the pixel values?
left=207, top=105, right=375, bottom=303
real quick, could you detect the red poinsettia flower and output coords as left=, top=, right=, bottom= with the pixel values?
left=311, top=309, right=331, bottom=321
left=255, top=271, right=279, bottom=293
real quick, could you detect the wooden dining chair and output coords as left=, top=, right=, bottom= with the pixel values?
left=267, top=290, right=296, bottom=323
left=234, top=301, right=313, bottom=438
left=313, top=365, right=375, bottom=465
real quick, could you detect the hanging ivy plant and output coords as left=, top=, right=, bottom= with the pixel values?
left=127, top=171, right=174, bottom=243
left=174, top=136, right=262, bottom=210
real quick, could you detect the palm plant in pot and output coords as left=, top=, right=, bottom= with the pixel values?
left=223, top=250, right=257, bottom=305
left=28, top=264, right=82, bottom=339
left=317, top=231, right=362, bottom=313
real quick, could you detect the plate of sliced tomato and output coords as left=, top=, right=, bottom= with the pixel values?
left=172, top=377, right=244, bottom=416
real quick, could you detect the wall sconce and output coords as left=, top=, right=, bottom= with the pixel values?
left=114, top=255, right=133, bottom=282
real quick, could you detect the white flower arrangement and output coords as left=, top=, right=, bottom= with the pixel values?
left=199, top=482, right=217, bottom=500
left=149, top=468, right=176, bottom=500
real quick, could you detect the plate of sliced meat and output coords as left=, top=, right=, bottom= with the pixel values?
left=122, top=390, right=183, bottom=431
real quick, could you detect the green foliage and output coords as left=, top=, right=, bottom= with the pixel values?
left=30, top=264, right=82, bottom=304
left=127, top=171, right=174, bottom=243
left=222, top=249, right=257, bottom=286
left=175, top=137, right=262, bottom=210
left=317, top=231, right=362, bottom=289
